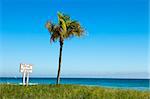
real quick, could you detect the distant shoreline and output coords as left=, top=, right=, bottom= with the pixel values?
left=0, top=77, right=150, bottom=80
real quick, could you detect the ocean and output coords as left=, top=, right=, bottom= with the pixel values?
left=0, top=77, right=149, bottom=90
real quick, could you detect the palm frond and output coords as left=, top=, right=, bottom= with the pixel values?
left=46, top=21, right=55, bottom=34
left=50, top=25, right=61, bottom=42
left=65, top=21, right=84, bottom=38
left=46, top=12, right=85, bottom=42
left=57, top=12, right=70, bottom=22
left=58, top=16, right=67, bottom=35
left=46, top=21, right=61, bottom=42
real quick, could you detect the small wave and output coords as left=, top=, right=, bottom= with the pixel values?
left=19, top=83, right=38, bottom=85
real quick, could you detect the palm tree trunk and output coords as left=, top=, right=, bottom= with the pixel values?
left=56, top=40, right=63, bottom=84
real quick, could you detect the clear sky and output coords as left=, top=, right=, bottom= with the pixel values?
left=0, top=0, right=149, bottom=78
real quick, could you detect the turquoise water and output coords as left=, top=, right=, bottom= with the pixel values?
left=0, top=77, right=149, bottom=90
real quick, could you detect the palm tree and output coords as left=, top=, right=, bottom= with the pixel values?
left=46, top=12, right=84, bottom=84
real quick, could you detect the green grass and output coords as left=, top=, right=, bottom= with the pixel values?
left=0, top=84, right=150, bottom=99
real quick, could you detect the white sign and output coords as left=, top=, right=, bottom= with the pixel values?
left=20, top=63, right=33, bottom=86
left=20, top=63, right=32, bottom=73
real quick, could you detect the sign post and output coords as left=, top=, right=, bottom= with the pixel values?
left=20, top=63, right=32, bottom=86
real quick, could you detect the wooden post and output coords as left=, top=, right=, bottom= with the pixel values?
left=23, top=72, right=26, bottom=85
left=26, top=72, right=29, bottom=86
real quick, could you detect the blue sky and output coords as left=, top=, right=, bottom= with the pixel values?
left=0, top=0, right=149, bottom=78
